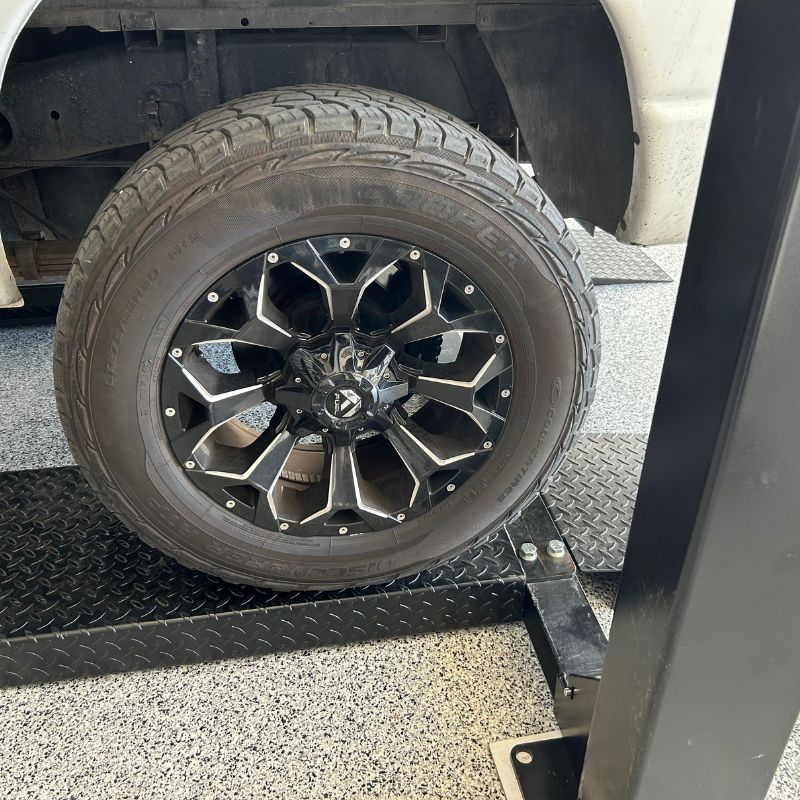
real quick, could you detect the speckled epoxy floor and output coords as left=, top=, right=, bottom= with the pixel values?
left=1, top=242, right=798, bottom=800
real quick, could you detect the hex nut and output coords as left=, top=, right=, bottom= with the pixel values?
left=547, top=539, right=567, bottom=558
left=519, top=542, right=538, bottom=562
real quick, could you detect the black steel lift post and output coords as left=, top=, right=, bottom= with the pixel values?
left=501, top=1, right=800, bottom=797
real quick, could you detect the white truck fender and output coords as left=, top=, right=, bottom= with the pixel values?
left=0, top=0, right=41, bottom=307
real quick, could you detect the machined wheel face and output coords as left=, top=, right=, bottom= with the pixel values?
left=161, top=235, right=513, bottom=537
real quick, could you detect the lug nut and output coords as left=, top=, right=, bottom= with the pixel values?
left=483, top=441, right=493, bottom=449
left=547, top=539, right=567, bottom=558
left=185, top=460, right=195, bottom=469
left=501, top=388, right=511, bottom=398
left=464, top=284, right=475, bottom=295
left=409, top=249, right=421, bottom=260
left=207, top=291, right=219, bottom=303
left=357, top=350, right=365, bottom=358
left=446, top=483, right=456, bottom=492
left=397, top=513, right=406, bottom=522
left=339, top=526, right=349, bottom=535
left=225, top=500, right=236, bottom=509
left=164, top=407, right=176, bottom=417
left=320, top=353, right=328, bottom=361
left=171, top=347, right=183, bottom=358
left=267, top=252, right=279, bottom=263
left=279, top=522, right=289, bottom=531
left=495, top=334, right=505, bottom=344
left=519, top=542, right=538, bottom=562
left=339, top=237, right=351, bottom=248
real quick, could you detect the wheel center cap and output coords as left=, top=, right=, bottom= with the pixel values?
left=326, top=387, right=363, bottom=419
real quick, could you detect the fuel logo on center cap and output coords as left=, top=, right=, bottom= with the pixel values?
left=327, top=387, right=362, bottom=419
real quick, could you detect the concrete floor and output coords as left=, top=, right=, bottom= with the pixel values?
left=0, top=241, right=798, bottom=799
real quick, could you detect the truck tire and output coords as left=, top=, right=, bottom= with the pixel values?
left=54, top=85, right=599, bottom=590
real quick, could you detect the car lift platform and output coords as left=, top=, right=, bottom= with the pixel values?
left=1, top=434, right=639, bottom=689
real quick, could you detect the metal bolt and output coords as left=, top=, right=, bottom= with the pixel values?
left=519, top=542, right=538, bottom=562
left=267, top=252, right=279, bottom=264
left=194, top=32, right=207, bottom=46
left=164, top=407, right=176, bottom=417
left=171, top=347, right=183, bottom=358
left=464, top=284, right=475, bottom=295
left=495, top=334, right=505, bottom=344
left=357, top=427, right=364, bottom=432
left=279, top=522, right=289, bottom=531
left=225, top=500, right=236, bottom=509
left=483, top=441, right=493, bottom=449
left=357, top=350, right=365, bottom=358
left=397, top=513, right=406, bottom=522
left=294, top=377, right=302, bottom=383
left=184, top=460, right=195, bottom=469
left=296, top=409, right=303, bottom=414
left=339, top=526, right=349, bottom=535
left=339, top=237, right=351, bottom=248
left=515, top=750, right=533, bottom=765
left=446, top=483, right=456, bottom=492
left=409, top=249, right=421, bottom=260
left=501, top=388, right=511, bottom=398
left=322, top=427, right=329, bottom=432
left=320, top=353, right=328, bottom=361
left=547, top=539, right=567, bottom=558
left=207, top=291, right=219, bottom=303
left=383, top=372, right=391, bottom=380
left=382, top=403, right=390, bottom=411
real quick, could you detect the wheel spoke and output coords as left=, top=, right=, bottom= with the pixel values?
left=244, top=430, right=300, bottom=518
left=170, top=319, right=239, bottom=351
left=163, top=351, right=266, bottom=427
left=383, top=417, right=478, bottom=505
left=301, top=443, right=393, bottom=529
left=414, top=353, right=509, bottom=432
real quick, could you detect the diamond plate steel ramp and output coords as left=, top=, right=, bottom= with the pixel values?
left=0, top=467, right=528, bottom=687
left=542, top=434, right=647, bottom=572
left=572, top=228, right=671, bottom=285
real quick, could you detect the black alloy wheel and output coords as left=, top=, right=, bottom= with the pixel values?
left=161, top=235, right=512, bottom=537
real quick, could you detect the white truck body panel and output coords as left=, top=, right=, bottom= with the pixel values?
left=601, top=0, right=736, bottom=244
left=0, top=0, right=736, bottom=305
